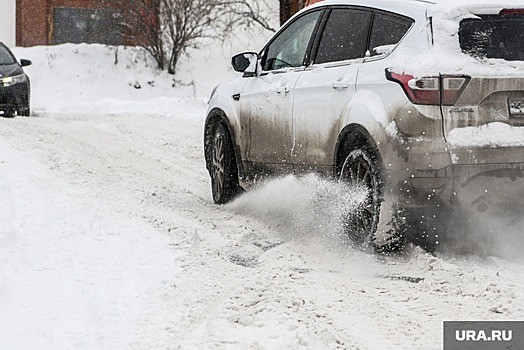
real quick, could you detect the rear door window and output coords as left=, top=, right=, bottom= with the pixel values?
left=460, top=14, right=524, bottom=61
left=315, top=8, right=372, bottom=64
left=369, top=12, right=413, bottom=56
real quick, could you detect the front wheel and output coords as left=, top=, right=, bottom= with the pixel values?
left=339, top=147, right=383, bottom=246
left=2, top=110, right=15, bottom=118
left=210, top=123, right=241, bottom=204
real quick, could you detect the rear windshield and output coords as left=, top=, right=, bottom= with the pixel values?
left=459, top=14, right=524, bottom=61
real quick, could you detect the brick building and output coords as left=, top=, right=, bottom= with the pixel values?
left=16, top=0, right=125, bottom=47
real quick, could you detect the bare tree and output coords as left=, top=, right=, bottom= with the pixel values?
left=161, top=0, right=227, bottom=74
left=162, top=0, right=278, bottom=73
left=220, top=0, right=278, bottom=33
left=104, top=0, right=277, bottom=74
left=102, top=0, right=166, bottom=70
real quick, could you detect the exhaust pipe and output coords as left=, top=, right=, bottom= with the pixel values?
left=476, top=202, right=488, bottom=214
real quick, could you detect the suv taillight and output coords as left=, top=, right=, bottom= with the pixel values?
left=500, top=9, right=524, bottom=15
left=385, top=70, right=470, bottom=105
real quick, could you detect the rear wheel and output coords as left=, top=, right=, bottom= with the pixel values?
left=339, top=147, right=383, bottom=246
left=211, top=123, right=241, bottom=204
left=18, top=107, right=30, bottom=117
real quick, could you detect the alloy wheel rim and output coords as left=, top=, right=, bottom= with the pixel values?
left=342, top=155, right=377, bottom=239
left=212, top=132, right=225, bottom=198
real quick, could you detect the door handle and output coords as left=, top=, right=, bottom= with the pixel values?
left=276, top=85, right=290, bottom=93
left=332, top=78, right=349, bottom=89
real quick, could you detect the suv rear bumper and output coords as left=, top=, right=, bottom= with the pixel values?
left=452, top=163, right=524, bottom=216
left=387, top=162, right=524, bottom=216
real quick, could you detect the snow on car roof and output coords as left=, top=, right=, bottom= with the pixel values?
left=299, top=0, right=524, bottom=77
left=391, top=1, right=524, bottom=77
left=429, top=0, right=524, bottom=17
left=309, top=0, right=524, bottom=15
left=306, top=0, right=431, bottom=13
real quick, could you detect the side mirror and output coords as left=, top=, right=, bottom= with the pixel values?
left=20, top=59, right=32, bottom=67
left=232, top=52, right=258, bottom=77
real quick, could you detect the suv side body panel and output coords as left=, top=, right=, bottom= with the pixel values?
left=206, top=0, right=524, bottom=220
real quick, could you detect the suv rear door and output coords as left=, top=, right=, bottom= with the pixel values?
left=291, top=7, right=372, bottom=171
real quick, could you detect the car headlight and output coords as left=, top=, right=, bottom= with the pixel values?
left=1, top=74, right=27, bottom=87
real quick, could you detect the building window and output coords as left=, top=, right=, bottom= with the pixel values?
left=52, top=7, right=122, bottom=45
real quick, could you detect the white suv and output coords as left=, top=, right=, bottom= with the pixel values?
left=204, top=0, right=524, bottom=251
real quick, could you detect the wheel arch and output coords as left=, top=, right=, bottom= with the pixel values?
left=334, top=124, right=383, bottom=177
left=204, top=108, right=245, bottom=179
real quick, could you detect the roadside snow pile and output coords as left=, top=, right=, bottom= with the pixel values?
left=12, top=29, right=270, bottom=114
left=14, top=44, right=183, bottom=109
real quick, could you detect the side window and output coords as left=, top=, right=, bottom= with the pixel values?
left=315, top=9, right=372, bottom=64
left=263, top=11, right=321, bottom=71
left=369, top=13, right=413, bottom=56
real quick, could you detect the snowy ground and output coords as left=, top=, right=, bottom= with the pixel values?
left=1, top=37, right=524, bottom=349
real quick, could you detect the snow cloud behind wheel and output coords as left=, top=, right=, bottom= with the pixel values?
left=227, top=174, right=368, bottom=247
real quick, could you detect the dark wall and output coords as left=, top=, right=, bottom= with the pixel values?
left=16, top=0, right=124, bottom=47
left=52, top=7, right=121, bottom=45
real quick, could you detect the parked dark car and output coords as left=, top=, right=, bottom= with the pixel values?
left=0, top=42, right=31, bottom=117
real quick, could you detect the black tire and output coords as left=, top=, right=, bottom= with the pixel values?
left=18, top=107, right=30, bottom=117
left=2, top=110, right=15, bottom=118
left=339, top=146, right=383, bottom=246
left=210, top=123, right=241, bottom=204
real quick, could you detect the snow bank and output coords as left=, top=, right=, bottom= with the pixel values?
left=12, top=25, right=272, bottom=114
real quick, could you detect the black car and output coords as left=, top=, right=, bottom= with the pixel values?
left=0, top=42, right=31, bottom=117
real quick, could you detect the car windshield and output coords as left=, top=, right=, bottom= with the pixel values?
left=459, top=14, right=524, bottom=61
left=0, top=45, right=16, bottom=65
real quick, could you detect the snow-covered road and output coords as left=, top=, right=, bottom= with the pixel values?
left=1, top=106, right=523, bottom=350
